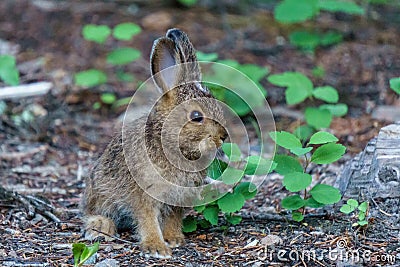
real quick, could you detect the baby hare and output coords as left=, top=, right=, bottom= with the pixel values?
left=81, top=28, right=227, bottom=258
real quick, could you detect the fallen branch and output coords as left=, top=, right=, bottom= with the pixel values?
left=0, top=185, right=61, bottom=224
left=0, top=144, right=48, bottom=160
left=0, top=81, right=52, bottom=99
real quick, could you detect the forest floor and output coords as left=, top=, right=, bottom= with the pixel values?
left=0, top=0, right=399, bottom=266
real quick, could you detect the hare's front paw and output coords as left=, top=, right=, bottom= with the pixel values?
left=84, top=215, right=116, bottom=241
left=164, top=232, right=185, bottom=248
left=141, top=239, right=172, bottom=259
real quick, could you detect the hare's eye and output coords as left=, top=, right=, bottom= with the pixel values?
left=189, top=110, right=204, bottom=123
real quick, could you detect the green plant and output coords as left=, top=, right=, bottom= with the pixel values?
left=182, top=143, right=276, bottom=232
left=274, top=0, right=364, bottom=52
left=72, top=242, right=99, bottom=267
left=75, top=22, right=141, bottom=106
left=177, top=0, right=198, bottom=7
left=274, top=0, right=364, bottom=24
left=289, top=30, right=343, bottom=51
left=340, top=199, right=369, bottom=226
left=0, top=55, right=20, bottom=86
left=390, top=77, right=400, bottom=95
left=312, top=66, right=326, bottom=78
left=271, top=130, right=345, bottom=221
left=200, top=53, right=269, bottom=116
left=268, top=71, right=348, bottom=135
left=92, top=93, right=133, bottom=110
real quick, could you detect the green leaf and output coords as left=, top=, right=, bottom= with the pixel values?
left=178, top=0, right=197, bottom=6
left=292, top=211, right=304, bottom=222
left=310, top=184, right=341, bottom=204
left=0, top=67, right=19, bottom=86
left=113, top=22, right=141, bottom=40
left=234, top=182, right=257, bottom=200
left=313, top=86, right=339, bottom=103
left=116, top=71, right=135, bottom=82
left=221, top=166, right=244, bottom=185
left=217, top=59, right=240, bottom=68
left=196, top=51, right=218, bottom=62
left=93, top=102, right=101, bottom=110
left=312, top=66, right=325, bottom=78
left=79, top=242, right=99, bottom=265
left=347, top=199, right=359, bottom=208
left=225, top=214, right=242, bottom=225
left=274, top=0, right=318, bottom=23
left=340, top=204, right=355, bottom=214
left=74, top=69, right=107, bottom=87
left=197, top=185, right=221, bottom=205
left=282, top=195, right=306, bottom=210
left=305, top=197, right=326, bottom=208
left=294, top=125, right=315, bottom=141
left=113, top=97, right=132, bottom=108
left=244, top=156, right=276, bottom=175
left=197, top=218, right=211, bottom=228
left=207, top=159, right=227, bottom=179
left=0, top=55, right=16, bottom=68
left=268, top=72, right=313, bottom=92
left=358, top=201, right=368, bottom=213
left=273, top=155, right=303, bottom=175
left=100, top=93, right=116, bottom=104
left=311, top=143, right=346, bottom=164
left=289, top=31, right=320, bottom=50
left=106, top=47, right=141, bottom=65
left=204, top=62, right=266, bottom=116
left=0, top=55, right=19, bottom=86
left=269, top=131, right=302, bottom=149
left=283, top=172, right=312, bottom=192
left=82, top=24, right=111, bottom=44
left=220, top=88, right=252, bottom=116
left=389, top=77, right=400, bottom=94
left=320, top=31, right=343, bottom=46
left=203, top=206, right=219, bottom=225
left=358, top=220, right=368, bottom=226
left=305, top=107, right=332, bottom=129
left=217, top=192, right=245, bottom=213
left=319, top=103, right=348, bottom=117
left=182, top=216, right=197, bottom=233
left=268, top=72, right=313, bottom=105
left=194, top=205, right=206, bottom=212
left=239, top=64, right=269, bottom=82
left=290, top=147, right=313, bottom=156
left=72, top=243, right=86, bottom=267
left=318, top=0, right=365, bottom=15
left=221, top=143, right=241, bottom=162
left=309, top=131, right=338, bottom=145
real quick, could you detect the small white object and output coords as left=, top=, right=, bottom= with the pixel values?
left=0, top=82, right=52, bottom=99
left=195, top=82, right=209, bottom=94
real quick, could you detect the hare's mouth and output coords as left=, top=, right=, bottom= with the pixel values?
left=177, top=137, right=218, bottom=161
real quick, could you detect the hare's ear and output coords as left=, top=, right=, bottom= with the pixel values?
left=150, top=37, right=183, bottom=93
left=166, top=29, right=201, bottom=81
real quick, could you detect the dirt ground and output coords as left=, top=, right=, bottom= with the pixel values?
left=1, top=0, right=399, bottom=266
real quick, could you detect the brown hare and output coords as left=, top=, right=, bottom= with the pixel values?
left=81, top=28, right=228, bottom=258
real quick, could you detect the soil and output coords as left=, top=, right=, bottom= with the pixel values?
left=0, top=0, right=399, bottom=266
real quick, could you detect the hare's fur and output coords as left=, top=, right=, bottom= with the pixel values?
left=81, top=29, right=227, bottom=258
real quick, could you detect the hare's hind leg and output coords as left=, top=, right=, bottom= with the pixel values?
left=162, top=207, right=185, bottom=248
left=136, top=206, right=172, bottom=258
left=83, top=215, right=116, bottom=241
